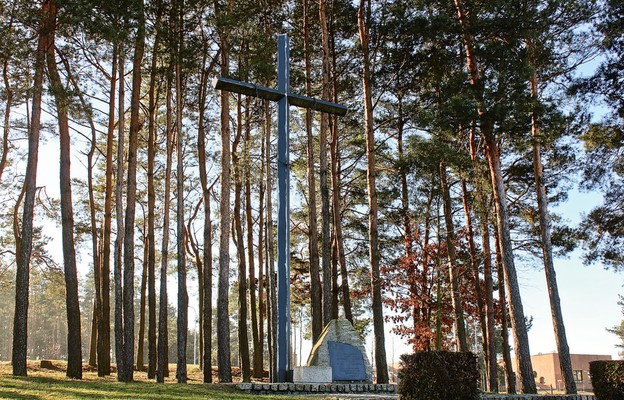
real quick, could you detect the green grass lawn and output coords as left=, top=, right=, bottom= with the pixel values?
left=0, top=362, right=309, bottom=400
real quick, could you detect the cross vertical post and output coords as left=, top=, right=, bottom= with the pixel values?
left=212, top=34, right=347, bottom=384
left=276, top=33, right=291, bottom=383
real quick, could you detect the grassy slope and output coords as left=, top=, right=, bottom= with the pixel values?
left=0, top=362, right=307, bottom=400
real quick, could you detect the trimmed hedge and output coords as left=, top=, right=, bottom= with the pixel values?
left=398, top=351, right=480, bottom=400
left=590, top=360, right=624, bottom=400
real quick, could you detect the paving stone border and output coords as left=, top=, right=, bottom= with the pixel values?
left=236, top=382, right=397, bottom=395
left=234, top=383, right=596, bottom=399
left=483, top=396, right=595, bottom=400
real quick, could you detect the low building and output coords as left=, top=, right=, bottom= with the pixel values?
left=528, top=353, right=612, bottom=392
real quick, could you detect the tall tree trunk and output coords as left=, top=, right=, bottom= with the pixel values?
left=246, top=101, right=262, bottom=378
left=233, top=95, right=251, bottom=382
left=256, top=112, right=266, bottom=378
left=331, top=232, right=339, bottom=320
left=330, top=28, right=352, bottom=324
left=216, top=37, right=232, bottom=384
left=46, top=8, right=83, bottom=377
left=358, top=0, right=388, bottom=383
left=175, top=4, right=188, bottom=381
left=303, top=0, right=322, bottom=343
left=495, top=228, right=516, bottom=394
left=398, top=97, right=411, bottom=255
left=12, top=0, right=50, bottom=377
left=319, top=0, right=332, bottom=327
left=453, top=0, right=535, bottom=391
left=137, top=236, right=148, bottom=371
left=417, top=183, right=434, bottom=351
left=486, top=137, right=535, bottom=392
left=460, top=179, right=488, bottom=358
left=0, top=56, right=12, bottom=181
left=157, top=73, right=174, bottom=383
left=99, top=44, right=117, bottom=378
left=120, top=2, right=145, bottom=381
left=480, top=207, right=498, bottom=392
left=114, top=48, right=126, bottom=380
left=60, top=53, right=101, bottom=372
left=197, top=44, right=219, bottom=384
left=434, top=209, right=444, bottom=351
left=89, top=300, right=98, bottom=368
left=439, top=161, right=468, bottom=351
left=470, top=124, right=498, bottom=392
left=197, top=44, right=217, bottom=384
left=186, top=201, right=204, bottom=370
left=202, top=191, right=214, bottom=381
left=146, top=2, right=163, bottom=379
left=265, top=99, right=278, bottom=382
left=528, top=62, right=576, bottom=394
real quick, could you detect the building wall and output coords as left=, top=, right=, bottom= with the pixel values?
left=533, top=353, right=560, bottom=390
left=530, top=353, right=612, bottom=392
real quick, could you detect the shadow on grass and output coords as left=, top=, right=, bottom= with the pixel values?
left=0, top=375, right=293, bottom=400
left=0, top=389, right=39, bottom=399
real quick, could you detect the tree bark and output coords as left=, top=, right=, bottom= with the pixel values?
left=89, top=300, right=98, bottom=368
left=439, top=161, right=468, bottom=352
left=157, top=72, right=175, bottom=383
left=330, top=28, right=352, bottom=324
left=114, top=48, right=126, bottom=381
left=63, top=51, right=101, bottom=373
left=265, top=99, right=278, bottom=382
left=485, top=137, right=535, bottom=393
left=256, top=110, right=266, bottom=378
left=303, top=0, right=322, bottom=343
left=529, top=59, right=577, bottom=394
left=46, top=8, right=83, bottom=377
left=202, top=190, right=213, bottom=382
left=146, top=2, right=163, bottom=379
left=495, top=233, right=515, bottom=393
left=319, top=0, right=332, bottom=327
left=245, top=99, right=262, bottom=378
left=197, top=41, right=217, bottom=385
left=98, top=43, right=117, bottom=377
left=216, top=32, right=232, bottom=384
left=460, top=179, right=488, bottom=358
left=358, top=0, right=388, bottom=384
left=480, top=207, right=498, bottom=392
left=119, top=1, right=145, bottom=381
left=233, top=94, right=251, bottom=382
left=175, top=4, right=188, bottom=381
left=0, top=55, right=12, bottom=181
left=470, top=124, right=498, bottom=392
left=12, top=0, right=50, bottom=377
left=137, top=236, right=148, bottom=371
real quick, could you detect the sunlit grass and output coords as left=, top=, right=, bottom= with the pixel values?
left=0, top=361, right=308, bottom=399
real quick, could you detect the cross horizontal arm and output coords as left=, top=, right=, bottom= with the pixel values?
left=213, top=76, right=284, bottom=102
left=213, top=76, right=348, bottom=117
left=288, top=93, right=348, bottom=116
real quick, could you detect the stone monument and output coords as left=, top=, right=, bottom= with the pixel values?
left=306, top=318, right=372, bottom=382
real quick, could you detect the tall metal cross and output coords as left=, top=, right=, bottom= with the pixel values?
left=213, top=34, right=347, bottom=383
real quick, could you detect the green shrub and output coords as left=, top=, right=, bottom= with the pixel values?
left=590, top=360, right=624, bottom=400
left=397, top=351, right=480, bottom=400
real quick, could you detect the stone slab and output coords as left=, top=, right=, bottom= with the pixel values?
left=307, top=318, right=372, bottom=382
left=293, top=366, right=333, bottom=383
left=329, top=341, right=367, bottom=381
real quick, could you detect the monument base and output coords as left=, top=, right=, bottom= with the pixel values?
left=307, top=319, right=372, bottom=382
left=293, top=366, right=333, bottom=383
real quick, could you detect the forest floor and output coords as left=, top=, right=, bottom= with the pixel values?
left=0, top=361, right=309, bottom=400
